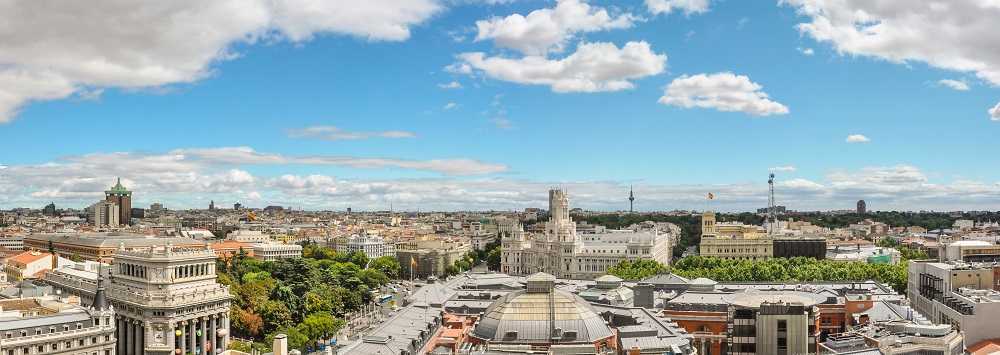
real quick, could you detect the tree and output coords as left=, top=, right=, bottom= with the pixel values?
left=486, top=247, right=501, bottom=271
left=357, top=269, right=389, bottom=289
left=608, top=259, right=668, bottom=280
left=369, top=256, right=401, bottom=278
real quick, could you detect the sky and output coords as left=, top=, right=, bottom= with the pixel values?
left=1, top=0, right=999, bottom=212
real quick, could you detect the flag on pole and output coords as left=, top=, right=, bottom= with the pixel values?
left=707, top=192, right=715, bottom=200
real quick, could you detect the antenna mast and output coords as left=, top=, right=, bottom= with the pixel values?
left=768, top=172, right=776, bottom=235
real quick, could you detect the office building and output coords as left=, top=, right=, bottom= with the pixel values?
left=907, top=260, right=1000, bottom=346
left=90, top=201, right=120, bottom=228
left=104, top=178, right=132, bottom=226
left=43, top=245, right=232, bottom=355
left=397, top=238, right=471, bottom=279
left=500, top=189, right=672, bottom=279
left=0, top=295, right=116, bottom=355
left=772, top=237, right=827, bottom=259
left=251, top=243, right=302, bottom=261
left=939, top=239, right=1000, bottom=263
left=857, top=200, right=866, bottom=215
left=42, top=202, right=57, bottom=216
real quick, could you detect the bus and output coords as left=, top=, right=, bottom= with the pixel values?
left=378, top=294, right=393, bottom=304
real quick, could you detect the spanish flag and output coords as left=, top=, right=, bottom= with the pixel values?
left=707, top=192, right=715, bottom=200
left=410, top=256, right=417, bottom=267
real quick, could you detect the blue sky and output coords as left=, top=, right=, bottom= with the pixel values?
left=1, top=0, right=999, bottom=212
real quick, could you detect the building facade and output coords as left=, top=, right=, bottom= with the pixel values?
left=0, top=296, right=116, bottom=355
left=500, top=190, right=672, bottom=279
left=907, top=260, right=1000, bottom=347
left=334, top=233, right=396, bottom=259
left=25, top=233, right=205, bottom=264
left=396, top=238, right=471, bottom=279
left=43, top=246, right=232, bottom=355
left=699, top=212, right=773, bottom=260
left=251, top=243, right=302, bottom=261
left=90, top=201, right=120, bottom=228
left=104, top=178, right=132, bottom=226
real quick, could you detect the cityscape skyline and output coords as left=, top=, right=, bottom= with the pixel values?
left=2, top=0, right=1000, bottom=212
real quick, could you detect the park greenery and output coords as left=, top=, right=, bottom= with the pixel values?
left=219, top=243, right=401, bottom=352
left=669, top=256, right=910, bottom=293
left=607, top=259, right=668, bottom=280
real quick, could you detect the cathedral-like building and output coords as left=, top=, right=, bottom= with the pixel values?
left=500, top=189, right=672, bottom=279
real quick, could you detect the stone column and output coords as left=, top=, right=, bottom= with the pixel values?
left=116, top=317, right=123, bottom=355
left=167, top=323, right=176, bottom=355
left=223, top=314, right=230, bottom=351
left=200, top=317, right=207, bottom=354
left=189, top=320, right=196, bottom=354
left=124, top=319, right=132, bottom=355
left=179, top=321, right=187, bottom=355
left=210, top=314, right=218, bottom=354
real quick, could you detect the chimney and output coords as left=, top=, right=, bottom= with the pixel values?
left=273, top=333, right=288, bottom=355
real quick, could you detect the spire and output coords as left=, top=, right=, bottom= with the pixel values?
left=93, top=265, right=109, bottom=310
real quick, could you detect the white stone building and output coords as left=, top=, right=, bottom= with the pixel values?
left=43, top=245, right=232, bottom=355
left=500, top=189, right=672, bottom=279
left=0, top=295, right=116, bottom=355
left=251, top=243, right=303, bottom=261
left=335, top=233, right=395, bottom=259
left=225, top=229, right=270, bottom=243
left=90, top=201, right=120, bottom=228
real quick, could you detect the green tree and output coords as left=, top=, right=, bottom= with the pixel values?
left=369, top=256, right=401, bottom=278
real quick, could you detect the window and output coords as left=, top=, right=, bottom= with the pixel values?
left=777, top=320, right=787, bottom=332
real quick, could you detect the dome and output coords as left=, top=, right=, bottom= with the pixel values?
left=471, top=288, right=613, bottom=344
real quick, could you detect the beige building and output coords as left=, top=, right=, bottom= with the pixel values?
left=90, top=200, right=120, bottom=227
left=907, top=260, right=1000, bottom=347
left=0, top=296, right=117, bottom=355
left=698, top=212, right=772, bottom=260
left=396, top=237, right=471, bottom=279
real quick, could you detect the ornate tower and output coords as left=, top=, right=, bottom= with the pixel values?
left=105, top=177, right=132, bottom=226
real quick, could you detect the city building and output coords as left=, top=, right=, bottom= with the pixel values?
left=42, top=202, right=57, bottom=216
left=334, top=232, right=396, bottom=259
left=501, top=189, right=672, bottom=279
left=0, top=235, right=25, bottom=256
left=251, top=243, right=302, bottom=261
left=43, top=245, right=232, bottom=355
left=907, top=260, right=1000, bottom=347
left=90, top=200, right=120, bottom=228
left=699, top=212, right=772, bottom=260
left=397, top=238, right=471, bottom=279
left=104, top=178, right=132, bottom=226
left=3, top=250, right=69, bottom=281
left=857, top=200, right=866, bottom=215
left=0, top=295, right=116, bottom=355
left=225, top=229, right=271, bottom=243
left=819, top=322, right=963, bottom=355
left=209, top=240, right=255, bottom=260
left=939, top=239, right=1000, bottom=263
left=467, top=272, right=619, bottom=353
left=25, top=233, right=205, bottom=263
left=772, top=236, right=827, bottom=259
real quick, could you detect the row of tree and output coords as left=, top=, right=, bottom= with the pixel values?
left=670, top=256, right=909, bottom=293
left=220, top=243, right=401, bottom=352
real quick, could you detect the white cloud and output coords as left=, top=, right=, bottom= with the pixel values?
left=658, top=72, right=789, bottom=116
left=3, top=155, right=1000, bottom=211
left=0, top=0, right=442, bottom=123
left=645, top=0, right=711, bottom=15
left=443, top=102, right=458, bottom=110
left=492, top=117, right=514, bottom=129
left=475, top=0, right=636, bottom=56
left=782, top=0, right=1000, bottom=85
left=990, top=101, right=1000, bottom=121
left=937, top=79, right=970, bottom=91
left=438, top=81, right=463, bottom=89
left=771, top=166, right=797, bottom=172
left=846, top=134, right=870, bottom=143
left=797, top=47, right=815, bottom=56
left=287, top=126, right=417, bottom=141
left=456, top=41, right=666, bottom=93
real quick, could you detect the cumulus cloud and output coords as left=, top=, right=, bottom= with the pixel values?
left=474, top=0, right=636, bottom=55
left=456, top=41, right=666, bottom=93
left=443, top=102, right=458, bottom=110
left=287, top=126, right=417, bottom=141
left=658, top=72, right=789, bottom=116
left=797, top=47, right=815, bottom=56
left=782, top=0, right=1000, bottom=85
left=937, top=79, right=970, bottom=91
left=438, top=81, right=463, bottom=89
left=989, top=102, right=1000, bottom=121
left=846, top=134, right=870, bottom=143
left=0, top=0, right=442, bottom=123
left=645, top=0, right=711, bottom=15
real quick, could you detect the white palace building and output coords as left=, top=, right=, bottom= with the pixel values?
left=500, top=189, right=672, bottom=280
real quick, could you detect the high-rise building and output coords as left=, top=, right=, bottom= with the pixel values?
left=857, top=200, right=866, bottom=214
left=44, top=245, right=232, bottom=355
left=233, top=202, right=242, bottom=211
left=105, top=178, right=132, bottom=226
left=90, top=200, right=120, bottom=227
left=42, top=202, right=57, bottom=216
left=209, top=200, right=215, bottom=210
